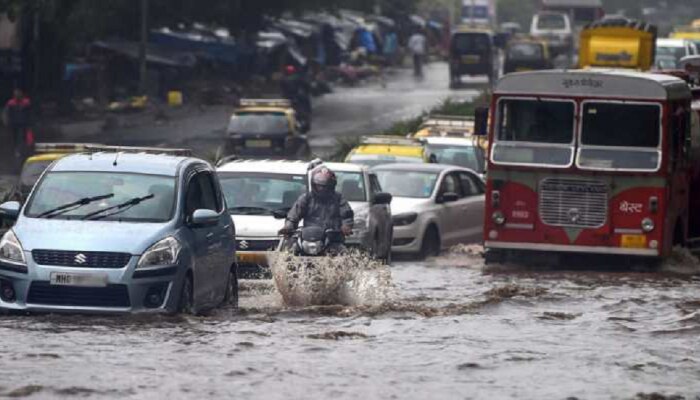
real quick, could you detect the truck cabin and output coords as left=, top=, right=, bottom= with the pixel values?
left=484, top=70, right=697, bottom=259
left=541, top=0, right=604, bottom=28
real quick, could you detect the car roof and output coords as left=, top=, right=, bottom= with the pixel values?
left=234, top=107, right=293, bottom=114
left=50, top=153, right=194, bottom=176
left=324, top=162, right=367, bottom=173
left=657, top=39, right=690, bottom=47
left=351, top=144, right=425, bottom=157
left=423, top=137, right=479, bottom=146
left=217, top=159, right=310, bottom=174
left=371, top=163, right=458, bottom=173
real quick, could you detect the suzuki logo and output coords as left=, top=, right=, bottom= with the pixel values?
left=239, top=241, right=249, bottom=250
left=74, top=253, right=87, bottom=265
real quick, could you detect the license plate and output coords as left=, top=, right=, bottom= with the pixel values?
left=621, top=234, right=647, bottom=249
left=50, top=272, right=108, bottom=287
left=461, top=55, right=480, bottom=64
left=245, top=140, right=271, bottom=148
left=237, top=252, right=269, bottom=265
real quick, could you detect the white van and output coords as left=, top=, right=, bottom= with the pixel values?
left=530, top=12, right=573, bottom=56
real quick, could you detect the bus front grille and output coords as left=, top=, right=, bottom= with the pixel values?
left=539, top=178, right=608, bottom=229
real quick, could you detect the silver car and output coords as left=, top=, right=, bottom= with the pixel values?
left=373, top=163, right=485, bottom=259
left=0, top=152, right=237, bottom=314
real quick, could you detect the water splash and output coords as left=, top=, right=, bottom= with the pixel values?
left=268, top=249, right=395, bottom=307
left=661, top=247, right=700, bottom=275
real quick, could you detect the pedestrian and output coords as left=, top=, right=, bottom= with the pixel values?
left=3, top=88, right=33, bottom=164
left=408, top=29, right=427, bottom=78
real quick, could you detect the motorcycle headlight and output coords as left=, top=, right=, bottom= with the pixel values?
left=392, top=212, right=418, bottom=227
left=137, top=237, right=182, bottom=269
left=301, top=240, right=323, bottom=256
left=0, top=230, right=26, bottom=265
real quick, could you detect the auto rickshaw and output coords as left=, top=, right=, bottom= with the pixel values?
left=503, top=39, right=554, bottom=74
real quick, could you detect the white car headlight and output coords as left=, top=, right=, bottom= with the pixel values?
left=0, top=230, right=26, bottom=265
left=137, top=237, right=182, bottom=269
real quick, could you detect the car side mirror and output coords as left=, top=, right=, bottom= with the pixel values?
left=189, top=209, right=219, bottom=228
left=373, top=192, right=393, bottom=205
left=474, top=106, right=489, bottom=136
left=0, top=201, right=21, bottom=220
left=437, top=192, right=459, bottom=204
left=273, top=208, right=290, bottom=220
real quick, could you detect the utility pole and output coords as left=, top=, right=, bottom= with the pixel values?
left=138, top=0, right=148, bottom=95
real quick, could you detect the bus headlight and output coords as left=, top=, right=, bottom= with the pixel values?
left=492, top=211, right=506, bottom=226
left=641, top=218, right=655, bottom=233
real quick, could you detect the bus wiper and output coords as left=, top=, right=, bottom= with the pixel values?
left=82, top=194, right=155, bottom=221
left=228, top=206, right=273, bottom=215
left=37, top=193, right=115, bottom=219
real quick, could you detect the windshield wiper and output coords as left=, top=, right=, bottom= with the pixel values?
left=37, top=193, right=114, bottom=219
left=81, top=194, right=155, bottom=221
left=228, top=206, right=273, bottom=215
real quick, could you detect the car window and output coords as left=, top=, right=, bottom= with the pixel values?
left=186, top=174, right=205, bottom=216
left=336, top=171, right=366, bottom=202
left=228, top=112, right=290, bottom=134
left=219, top=172, right=307, bottom=215
left=369, top=174, right=383, bottom=194
left=440, top=173, right=460, bottom=195
left=458, top=172, right=484, bottom=197
left=198, top=172, right=219, bottom=212
left=375, top=170, right=438, bottom=199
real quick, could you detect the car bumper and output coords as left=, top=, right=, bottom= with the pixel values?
left=484, top=241, right=660, bottom=257
left=391, top=224, right=422, bottom=254
left=0, top=255, right=185, bottom=314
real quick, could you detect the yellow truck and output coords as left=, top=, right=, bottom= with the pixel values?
left=578, top=19, right=657, bottom=70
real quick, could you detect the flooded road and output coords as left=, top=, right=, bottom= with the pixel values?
left=1, top=248, right=699, bottom=399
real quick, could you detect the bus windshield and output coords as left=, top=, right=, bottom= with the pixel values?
left=492, top=99, right=575, bottom=167
left=578, top=102, right=661, bottom=171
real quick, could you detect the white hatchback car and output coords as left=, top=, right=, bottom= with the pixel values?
left=373, top=163, right=485, bottom=259
left=423, top=137, right=486, bottom=178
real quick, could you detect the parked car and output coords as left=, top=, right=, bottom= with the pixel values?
left=373, top=163, right=485, bottom=259
left=530, top=12, right=573, bottom=57
left=503, top=39, right=553, bottom=74
left=217, top=159, right=311, bottom=277
left=0, top=150, right=237, bottom=314
left=345, top=136, right=434, bottom=167
left=219, top=99, right=311, bottom=160
left=422, top=137, right=486, bottom=178
left=325, top=162, right=393, bottom=263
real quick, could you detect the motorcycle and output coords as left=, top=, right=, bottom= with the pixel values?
left=271, top=226, right=349, bottom=306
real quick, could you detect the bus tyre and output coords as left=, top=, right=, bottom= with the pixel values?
left=419, top=227, right=440, bottom=260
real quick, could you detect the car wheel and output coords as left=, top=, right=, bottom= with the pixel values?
left=419, top=227, right=440, bottom=260
left=224, top=266, right=239, bottom=309
left=178, top=274, right=195, bottom=315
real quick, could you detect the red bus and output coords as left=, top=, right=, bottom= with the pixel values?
left=481, top=69, right=700, bottom=263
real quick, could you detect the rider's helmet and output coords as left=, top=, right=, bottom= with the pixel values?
left=311, top=167, right=337, bottom=198
left=284, top=65, right=297, bottom=76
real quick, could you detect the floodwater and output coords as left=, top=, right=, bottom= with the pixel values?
left=1, top=247, right=700, bottom=399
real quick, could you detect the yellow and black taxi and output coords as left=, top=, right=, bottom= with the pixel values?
left=503, top=38, right=553, bottom=74
left=221, top=99, right=311, bottom=160
left=345, top=136, right=434, bottom=167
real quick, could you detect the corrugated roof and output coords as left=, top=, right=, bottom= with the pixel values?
left=542, top=0, right=602, bottom=7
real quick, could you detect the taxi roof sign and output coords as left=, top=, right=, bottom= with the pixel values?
left=238, top=99, right=291, bottom=108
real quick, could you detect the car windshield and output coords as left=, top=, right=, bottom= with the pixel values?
left=20, top=160, right=53, bottom=189
left=537, top=14, right=566, bottom=30
left=336, top=172, right=367, bottom=202
left=507, top=43, right=544, bottom=60
left=219, top=172, right=307, bottom=215
left=26, top=172, right=175, bottom=222
left=346, top=154, right=424, bottom=167
left=578, top=102, right=661, bottom=171
left=228, top=112, right=289, bottom=135
left=492, top=99, right=575, bottom=167
left=374, top=170, right=438, bottom=199
left=451, top=33, right=490, bottom=54
left=428, top=144, right=484, bottom=173
left=656, top=45, right=687, bottom=63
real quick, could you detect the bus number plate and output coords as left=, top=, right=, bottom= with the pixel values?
left=621, top=235, right=647, bottom=249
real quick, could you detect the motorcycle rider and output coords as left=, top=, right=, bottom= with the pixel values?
left=278, top=167, right=354, bottom=247
left=3, top=88, right=33, bottom=163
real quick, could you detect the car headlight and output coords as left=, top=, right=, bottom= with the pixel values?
left=641, top=218, right=655, bottom=233
left=0, top=230, right=26, bottom=265
left=137, top=237, right=182, bottom=269
left=392, top=212, right=418, bottom=227
left=354, top=209, right=370, bottom=232
left=301, top=241, right=323, bottom=256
